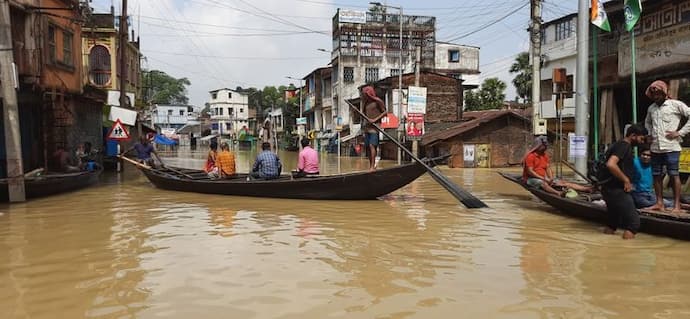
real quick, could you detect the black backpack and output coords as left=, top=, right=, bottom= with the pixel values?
left=589, top=143, right=631, bottom=186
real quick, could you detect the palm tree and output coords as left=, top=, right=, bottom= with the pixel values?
left=509, top=52, right=531, bottom=104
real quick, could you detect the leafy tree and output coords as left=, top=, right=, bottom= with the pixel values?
left=142, top=69, right=191, bottom=105
left=509, top=52, right=531, bottom=104
left=464, top=77, right=507, bottom=111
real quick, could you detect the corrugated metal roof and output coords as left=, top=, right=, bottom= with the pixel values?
left=421, top=110, right=529, bottom=146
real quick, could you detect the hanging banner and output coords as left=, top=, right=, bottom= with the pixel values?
left=569, top=135, right=588, bottom=158
left=406, top=113, right=424, bottom=139
left=463, top=144, right=475, bottom=168
left=407, top=86, right=427, bottom=114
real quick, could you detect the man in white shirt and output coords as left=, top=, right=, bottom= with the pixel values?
left=644, top=80, right=690, bottom=212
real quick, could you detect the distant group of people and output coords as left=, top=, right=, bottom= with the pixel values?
left=53, top=142, right=98, bottom=172
left=521, top=79, right=690, bottom=240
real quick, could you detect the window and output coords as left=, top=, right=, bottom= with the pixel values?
left=88, top=45, right=111, bottom=86
left=62, top=31, right=73, bottom=66
left=228, top=92, right=232, bottom=99
left=179, top=110, right=184, bottom=116
left=212, top=93, right=217, bottom=99
left=448, top=50, right=460, bottom=63
left=168, top=110, right=173, bottom=116
left=365, top=68, right=379, bottom=83
left=219, top=108, right=224, bottom=116
left=240, top=108, right=244, bottom=113
left=555, top=20, right=572, bottom=41
left=541, top=79, right=553, bottom=101
left=47, top=25, right=56, bottom=64
left=390, top=68, right=400, bottom=77
left=344, top=67, right=354, bottom=83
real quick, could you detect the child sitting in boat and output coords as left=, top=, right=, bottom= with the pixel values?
left=522, top=136, right=593, bottom=196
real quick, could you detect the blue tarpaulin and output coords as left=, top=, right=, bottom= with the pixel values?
left=154, top=134, right=177, bottom=145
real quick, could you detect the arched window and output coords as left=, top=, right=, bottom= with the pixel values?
left=89, top=45, right=111, bottom=86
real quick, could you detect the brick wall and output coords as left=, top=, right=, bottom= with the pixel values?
left=426, top=115, right=532, bottom=168
left=46, top=96, right=103, bottom=165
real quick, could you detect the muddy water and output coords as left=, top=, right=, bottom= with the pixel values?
left=1, top=149, right=689, bottom=318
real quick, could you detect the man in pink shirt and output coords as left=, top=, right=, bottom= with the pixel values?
left=295, top=138, right=319, bottom=178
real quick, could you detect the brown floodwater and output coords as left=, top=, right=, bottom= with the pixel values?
left=1, top=148, right=690, bottom=318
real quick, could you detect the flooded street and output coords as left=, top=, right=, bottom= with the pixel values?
left=1, top=150, right=690, bottom=318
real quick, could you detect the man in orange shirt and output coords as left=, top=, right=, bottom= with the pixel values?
left=523, top=136, right=592, bottom=196
left=211, top=142, right=236, bottom=179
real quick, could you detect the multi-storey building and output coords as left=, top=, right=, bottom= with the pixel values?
left=538, top=13, right=578, bottom=121
left=330, top=8, right=436, bottom=127
left=150, top=105, right=194, bottom=131
left=81, top=7, right=142, bottom=107
left=3, top=0, right=106, bottom=174
left=208, top=88, right=249, bottom=135
left=434, top=42, right=481, bottom=89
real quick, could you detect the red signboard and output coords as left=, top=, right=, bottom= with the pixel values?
left=406, top=113, right=424, bottom=138
left=380, top=112, right=399, bottom=129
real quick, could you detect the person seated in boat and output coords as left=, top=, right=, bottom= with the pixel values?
left=293, top=138, right=319, bottom=178
left=209, top=142, right=236, bottom=179
left=632, top=146, right=673, bottom=209
left=251, top=142, right=282, bottom=180
left=123, top=136, right=161, bottom=167
left=522, top=136, right=593, bottom=196
left=76, top=142, right=100, bottom=171
left=204, top=141, right=218, bottom=173
left=54, top=146, right=80, bottom=172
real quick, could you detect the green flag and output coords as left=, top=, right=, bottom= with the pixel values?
left=624, top=0, right=642, bottom=32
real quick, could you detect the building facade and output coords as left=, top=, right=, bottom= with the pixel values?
left=208, top=88, right=249, bottom=135
left=2, top=0, right=108, bottom=175
left=151, top=105, right=194, bottom=131
left=81, top=8, right=142, bottom=107
left=434, top=42, right=481, bottom=89
left=330, top=8, right=436, bottom=127
left=538, top=13, right=577, bottom=121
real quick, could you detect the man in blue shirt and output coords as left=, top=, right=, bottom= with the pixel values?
left=251, top=142, right=282, bottom=180
left=632, top=147, right=671, bottom=208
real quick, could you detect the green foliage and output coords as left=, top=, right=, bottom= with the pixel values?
left=464, top=77, right=507, bottom=111
left=142, top=69, right=191, bottom=105
left=509, top=52, right=531, bottom=104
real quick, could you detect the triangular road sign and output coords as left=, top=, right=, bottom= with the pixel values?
left=107, top=119, right=130, bottom=141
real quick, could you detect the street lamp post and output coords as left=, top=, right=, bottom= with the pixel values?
left=371, top=2, right=403, bottom=165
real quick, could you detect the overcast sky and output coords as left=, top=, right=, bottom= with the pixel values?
left=91, top=0, right=579, bottom=108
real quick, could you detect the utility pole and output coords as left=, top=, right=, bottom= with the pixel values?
left=530, top=0, right=542, bottom=135
left=575, top=0, right=590, bottom=175
left=119, top=0, right=128, bottom=111
left=412, top=46, right=421, bottom=158
left=0, top=0, right=26, bottom=202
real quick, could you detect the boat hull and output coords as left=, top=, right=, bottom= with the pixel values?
left=141, top=159, right=436, bottom=200
left=500, top=172, right=690, bottom=241
left=0, top=168, right=102, bottom=202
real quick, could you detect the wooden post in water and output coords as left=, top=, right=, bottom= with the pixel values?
left=0, top=1, right=26, bottom=202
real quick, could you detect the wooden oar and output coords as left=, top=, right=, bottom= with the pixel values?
left=118, top=155, right=151, bottom=169
left=347, top=100, right=487, bottom=208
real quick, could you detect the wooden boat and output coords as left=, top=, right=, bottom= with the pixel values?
left=0, top=168, right=102, bottom=202
left=499, top=172, right=690, bottom=241
left=137, top=157, right=445, bottom=200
